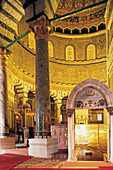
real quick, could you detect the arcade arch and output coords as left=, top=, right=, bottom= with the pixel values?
left=66, top=79, right=113, bottom=162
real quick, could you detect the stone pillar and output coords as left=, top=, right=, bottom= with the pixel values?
left=28, top=16, right=58, bottom=157
left=67, top=109, right=75, bottom=162
left=107, top=111, right=110, bottom=161
left=0, top=48, right=15, bottom=152
left=107, top=106, right=113, bottom=163
left=110, top=115, right=113, bottom=163
left=57, top=103, right=62, bottom=124
left=0, top=48, right=6, bottom=137
left=29, top=15, right=51, bottom=137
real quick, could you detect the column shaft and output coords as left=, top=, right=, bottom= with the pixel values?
left=67, top=109, right=75, bottom=162
left=0, top=50, right=6, bottom=136
left=107, top=111, right=110, bottom=161
left=35, top=39, right=50, bottom=137
left=110, top=115, right=113, bottom=163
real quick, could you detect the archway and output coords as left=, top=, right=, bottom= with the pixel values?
left=66, top=79, right=113, bottom=162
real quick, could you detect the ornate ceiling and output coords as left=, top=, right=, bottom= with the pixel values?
left=52, top=0, right=107, bottom=33
left=56, top=0, right=106, bottom=15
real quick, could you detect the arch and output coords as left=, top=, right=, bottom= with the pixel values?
left=98, top=23, right=106, bottom=31
left=64, top=28, right=71, bottom=34
left=66, top=79, right=113, bottom=162
left=56, top=27, right=63, bottom=33
left=72, top=28, right=79, bottom=34
left=66, top=79, right=113, bottom=110
left=89, top=26, right=97, bottom=33
left=81, top=28, right=88, bottom=34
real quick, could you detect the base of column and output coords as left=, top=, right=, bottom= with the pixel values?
left=67, top=157, right=77, bottom=162
left=28, top=137, right=58, bottom=158
left=110, top=157, right=113, bottom=163
left=0, top=137, right=16, bottom=149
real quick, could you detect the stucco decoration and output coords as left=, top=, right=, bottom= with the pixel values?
left=74, top=87, right=107, bottom=109
left=66, top=79, right=113, bottom=112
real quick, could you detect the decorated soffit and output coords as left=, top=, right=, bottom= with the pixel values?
left=53, top=0, right=107, bottom=30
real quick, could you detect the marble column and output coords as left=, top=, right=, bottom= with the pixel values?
left=0, top=48, right=15, bottom=151
left=30, top=15, right=51, bottom=137
left=107, top=106, right=113, bottom=163
left=28, top=16, right=58, bottom=157
left=0, top=48, right=6, bottom=137
left=107, top=111, right=110, bottom=161
left=110, top=115, right=113, bottom=163
left=67, top=109, right=75, bottom=162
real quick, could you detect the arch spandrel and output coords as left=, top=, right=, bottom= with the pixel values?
left=66, top=79, right=113, bottom=110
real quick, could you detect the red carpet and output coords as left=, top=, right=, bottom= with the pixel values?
left=0, top=153, right=113, bottom=170
left=0, top=153, right=32, bottom=170
left=11, top=167, right=113, bottom=170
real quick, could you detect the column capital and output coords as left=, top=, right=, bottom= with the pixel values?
left=66, top=109, right=74, bottom=117
left=29, top=15, right=52, bottom=40
left=107, top=106, right=113, bottom=115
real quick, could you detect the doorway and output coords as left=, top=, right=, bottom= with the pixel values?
left=74, top=108, right=107, bottom=161
left=66, top=79, right=113, bottom=162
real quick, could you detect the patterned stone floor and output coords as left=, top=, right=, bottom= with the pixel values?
left=13, top=159, right=113, bottom=169
left=14, top=157, right=65, bottom=168
left=3, top=147, right=113, bottom=169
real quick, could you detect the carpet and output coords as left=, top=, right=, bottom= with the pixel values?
left=11, top=167, right=113, bottom=170
left=0, top=153, right=32, bottom=170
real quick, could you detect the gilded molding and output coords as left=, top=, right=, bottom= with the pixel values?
left=29, top=15, right=52, bottom=40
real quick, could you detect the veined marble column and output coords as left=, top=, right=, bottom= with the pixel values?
left=28, top=16, right=58, bottom=157
left=0, top=48, right=15, bottom=152
left=0, top=48, right=6, bottom=137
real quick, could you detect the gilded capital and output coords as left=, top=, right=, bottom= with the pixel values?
left=66, top=109, right=74, bottom=117
left=29, top=15, right=51, bottom=40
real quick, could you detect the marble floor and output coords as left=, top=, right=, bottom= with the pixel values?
left=2, top=147, right=113, bottom=169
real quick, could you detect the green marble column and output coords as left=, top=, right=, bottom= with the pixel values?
left=29, top=16, right=51, bottom=137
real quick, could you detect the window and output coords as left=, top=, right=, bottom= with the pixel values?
left=66, top=45, right=74, bottom=61
left=97, top=114, right=102, bottom=121
left=48, top=41, right=53, bottom=57
left=88, top=109, right=103, bottom=124
left=87, top=44, right=96, bottom=60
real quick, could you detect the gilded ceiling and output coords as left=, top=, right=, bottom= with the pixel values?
left=56, top=0, right=106, bottom=15
left=53, top=0, right=107, bottom=31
